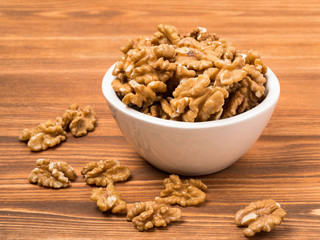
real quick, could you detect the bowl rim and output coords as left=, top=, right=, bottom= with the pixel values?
left=102, top=63, right=280, bottom=129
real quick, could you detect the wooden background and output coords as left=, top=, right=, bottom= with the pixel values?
left=0, top=0, right=319, bottom=239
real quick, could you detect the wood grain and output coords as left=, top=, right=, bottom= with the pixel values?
left=0, top=0, right=320, bottom=239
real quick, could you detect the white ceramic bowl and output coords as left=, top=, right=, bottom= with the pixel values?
left=102, top=64, right=280, bottom=176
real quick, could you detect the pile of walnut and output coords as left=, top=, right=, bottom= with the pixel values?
left=112, top=24, right=267, bottom=122
left=19, top=104, right=96, bottom=151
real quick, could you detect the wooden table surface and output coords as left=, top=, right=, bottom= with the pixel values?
left=1, top=0, right=320, bottom=239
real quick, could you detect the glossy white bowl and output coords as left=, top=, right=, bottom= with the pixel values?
left=102, top=63, right=280, bottom=176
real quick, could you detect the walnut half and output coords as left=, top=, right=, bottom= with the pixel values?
left=126, top=201, right=181, bottom=231
left=19, top=120, right=66, bottom=151
left=155, top=174, right=207, bottom=207
left=81, top=159, right=130, bottom=186
left=28, top=159, right=76, bottom=188
left=91, top=183, right=127, bottom=214
left=235, top=199, right=287, bottom=237
left=69, top=105, right=96, bottom=137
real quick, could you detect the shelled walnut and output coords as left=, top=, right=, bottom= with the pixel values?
left=56, top=103, right=79, bottom=130
left=235, top=199, right=287, bottom=237
left=56, top=103, right=97, bottom=137
left=155, top=174, right=207, bottom=207
left=19, top=120, right=67, bottom=151
left=91, top=183, right=126, bottom=214
left=126, top=201, right=181, bottom=231
left=81, top=159, right=130, bottom=186
left=69, top=105, right=96, bottom=137
left=111, top=24, right=267, bottom=122
left=28, top=158, right=76, bottom=188
left=19, top=104, right=97, bottom=151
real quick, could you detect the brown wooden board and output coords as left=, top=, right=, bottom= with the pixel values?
left=1, top=0, right=320, bottom=239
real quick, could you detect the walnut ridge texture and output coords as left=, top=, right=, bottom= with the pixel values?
left=111, top=24, right=267, bottom=122
left=57, top=103, right=97, bottom=137
left=235, top=199, right=287, bottom=237
left=91, top=183, right=127, bottom=214
left=155, top=174, right=207, bottom=207
left=28, top=158, right=76, bottom=188
left=81, top=159, right=130, bottom=186
left=19, top=104, right=96, bottom=151
left=56, top=103, right=79, bottom=130
left=126, top=201, right=181, bottom=231
left=69, top=105, right=96, bottom=137
left=19, top=120, right=67, bottom=151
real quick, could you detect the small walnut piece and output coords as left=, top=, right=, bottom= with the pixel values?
left=127, top=201, right=181, bottom=231
left=19, top=120, right=67, bottom=151
left=28, top=158, right=76, bottom=188
left=235, top=199, right=287, bottom=237
left=91, top=184, right=127, bottom=214
left=155, top=174, right=207, bottom=207
left=69, top=105, right=96, bottom=137
left=81, top=159, right=130, bottom=186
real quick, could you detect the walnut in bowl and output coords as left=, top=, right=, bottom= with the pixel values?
left=102, top=25, right=280, bottom=176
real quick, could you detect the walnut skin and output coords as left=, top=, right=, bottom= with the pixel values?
left=81, top=159, right=130, bottom=186
left=19, top=120, right=66, bottom=151
left=126, top=201, right=181, bottom=231
left=155, top=174, right=207, bottom=207
left=28, top=158, right=76, bottom=188
left=111, top=24, right=267, bottom=122
left=91, top=184, right=126, bottom=214
left=235, top=199, right=287, bottom=237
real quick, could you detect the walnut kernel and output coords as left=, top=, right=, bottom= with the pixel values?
left=69, top=105, right=96, bottom=137
left=155, top=174, right=207, bottom=207
left=91, top=184, right=126, bottom=214
left=28, top=158, right=76, bottom=188
left=235, top=199, right=287, bottom=237
left=56, top=103, right=79, bottom=130
left=127, top=201, right=181, bottom=231
left=81, top=159, right=130, bottom=186
left=20, top=120, right=66, bottom=151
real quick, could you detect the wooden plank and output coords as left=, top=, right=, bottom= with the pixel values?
left=0, top=0, right=320, bottom=239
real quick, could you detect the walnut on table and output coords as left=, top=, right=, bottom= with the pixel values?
left=28, top=158, right=76, bottom=188
left=81, top=159, right=130, bottom=186
left=19, top=120, right=66, bottom=151
left=155, top=174, right=207, bottom=207
left=91, top=183, right=127, bottom=214
left=235, top=199, right=287, bottom=237
left=56, top=103, right=97, bottom=136
left=56, top=103, right=79, bottom=130
left=68, top=105, right=96, bottom=137
left=126, top=201, right=181, bottom=231
left=51, top=103, right=97, bottom=137
left=19, top=104, right=96, bottom=151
